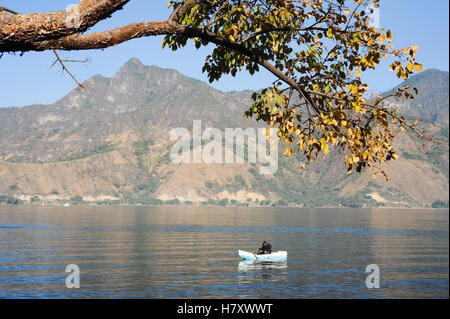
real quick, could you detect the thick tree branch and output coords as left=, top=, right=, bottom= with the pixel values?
left=0, top=0, right=130, bottom=51
left=23, top=21, right=180, bottom=52
left=15, top=18, right=321, bottom=114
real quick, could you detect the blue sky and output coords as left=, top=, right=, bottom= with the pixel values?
left=0, top=0, right=448, bottom=107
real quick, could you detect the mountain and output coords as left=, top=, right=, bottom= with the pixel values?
left=382, top=69, right=449, bottom=123
left=0, top=58, right=448, bottom=207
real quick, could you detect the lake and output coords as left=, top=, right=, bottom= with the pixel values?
left=0, top=206, right=448, bottom=298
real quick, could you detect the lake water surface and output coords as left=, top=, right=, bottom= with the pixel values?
left=0, top=206, right=448, bottom=298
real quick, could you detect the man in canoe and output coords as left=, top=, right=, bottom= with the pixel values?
left=257, top=241, right=272, bottom=255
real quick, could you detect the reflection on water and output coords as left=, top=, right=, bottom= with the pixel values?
left=0, top=206, right=448, bottom=298
left=238, top=260, right=288, bottom=282
left=238, top=260, right=288, bottom=271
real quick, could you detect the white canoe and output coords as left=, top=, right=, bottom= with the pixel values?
left=238, top=249, right=287, bottom=260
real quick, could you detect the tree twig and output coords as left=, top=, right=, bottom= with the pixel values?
left=51, top=50, right=86, bottom=89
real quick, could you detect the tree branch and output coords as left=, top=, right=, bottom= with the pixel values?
left=51, top=50, right=86, bottom=89
left=304, top=89, right=449, bottom=145
left=5, top=15, right=321, bottom=114
left=22, top=21, right=182, bottom=52
left=0, top=6, right=19, bottom=15
left=0, top=0, right=130, bottom=51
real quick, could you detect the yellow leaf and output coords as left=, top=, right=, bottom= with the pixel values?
left=289, top=148, right=294, bottom=157
left=386, top=30, right=392, bottom=42
left=322, top=143, right=329, bottom=154
left=414, top=64, right=423, bottom=72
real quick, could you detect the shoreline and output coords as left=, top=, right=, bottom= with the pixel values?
left=0, top=203, right=447, bottom=210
